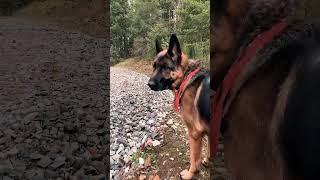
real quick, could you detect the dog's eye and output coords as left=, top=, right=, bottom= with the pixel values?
left=161, top=66, right=171, bottom=71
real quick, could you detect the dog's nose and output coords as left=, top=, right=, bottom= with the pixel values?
left=148, top=80, right=157, bottom=90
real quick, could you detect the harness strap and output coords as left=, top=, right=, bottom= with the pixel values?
left=210, top=21, right=289, bottom=158
left=174, top=67, right=201, bottom=112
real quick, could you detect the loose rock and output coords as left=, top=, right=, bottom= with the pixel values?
left=37, top=156, right=52, bottom=168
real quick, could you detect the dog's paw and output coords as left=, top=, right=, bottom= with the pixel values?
left=180, top=169, right=195, bottom=180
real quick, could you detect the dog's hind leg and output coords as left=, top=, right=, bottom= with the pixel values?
left=180, top=128, right=204, bottom=179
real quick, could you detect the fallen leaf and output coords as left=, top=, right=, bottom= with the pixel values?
left=139, top=174, right=147, bottom=180
left=146, top=138, right=153, bottom=146
left=145, top=157, right=151, bottom=167
left=140, top=143, right=145, bottom=151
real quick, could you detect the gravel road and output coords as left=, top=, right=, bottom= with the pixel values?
left=110, top=67, right=174, bottom=179
left=0, top=18, right=109, bottom=179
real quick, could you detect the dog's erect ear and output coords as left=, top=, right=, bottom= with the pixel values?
left=168, top=34, right=181, bottom=58
left=155, top=39, right=162, bottom=54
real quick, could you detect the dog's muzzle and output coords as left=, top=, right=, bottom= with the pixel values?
left=147, top=79, right=158, bottom=91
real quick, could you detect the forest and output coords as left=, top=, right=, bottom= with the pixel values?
left=110, top=0, right=210, bottom=65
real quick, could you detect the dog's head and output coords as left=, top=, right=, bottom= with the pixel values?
left=148, top=34, right=188, bottom=91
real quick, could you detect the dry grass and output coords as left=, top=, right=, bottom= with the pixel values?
left=114, top=58, right=153, bottom=76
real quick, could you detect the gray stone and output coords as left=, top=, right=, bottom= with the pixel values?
left=55, top=156, right=66, bottom=162
left=78, top=134, right=88, bottom=144
left=44, top=169, right=58, bottom=178
left=31, top=172, right=45, bottom=180
left=117, top=138, right=127, bottom=146
left=96, top=129, right=106, bottom=136
left=64, top=123, right=78, bottom=133
left=25, top=170, right=37, bottom=179
left=94, top=113, right=107, bottom=120
left=90, top=174, right=107, bottom=180
left=91, top=161, right=105, bottom=173
left=70, top=142, right=79, bottom=153
left=3, top=176, right=14, bottom=180
left=24, top=112, right=39, bottom=124
left=86, top=128, right=95, bottom=136
left=50, top=127, right=58, bottom=135
left=110, top=158, right=115, bottom=166
left=4, top=129, right=16, bottom=138
left=110, top=151, right=115, bottom=156
left=0, top=137, right=7, bottom=145
left=50, top=160, right=65, bottom=169
left=84, top=166, right=98, bottom=175
left=6, top=147, right=19, bottom=156
left=72, top=157, right=85, bottom=170
left=88, top=136, right=100, bottom=146
left=0, top=164, right=12, bottom=175
left=37, top=156, right=52, bottom=168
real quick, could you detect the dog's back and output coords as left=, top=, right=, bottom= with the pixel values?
left=197, top=74, right=211, bottom=122
left=281, top=21, right=320, bottom=179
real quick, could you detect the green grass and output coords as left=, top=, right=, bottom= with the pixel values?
left=131, top=148, right=158, bottom=167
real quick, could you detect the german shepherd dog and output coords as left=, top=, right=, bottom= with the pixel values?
left=148, top=34, right=211, bottom=179
left=211, top=0, right=320, bottom=179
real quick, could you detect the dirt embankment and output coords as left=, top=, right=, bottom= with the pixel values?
left=13, top=0, right=108, bottom=39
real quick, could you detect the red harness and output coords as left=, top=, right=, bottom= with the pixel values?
left=174, top=67, right=201, bottom=112
left=210, top=21, right=289, bottom=157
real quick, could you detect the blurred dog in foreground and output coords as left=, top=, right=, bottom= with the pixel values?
left=210, top=0, right=320, bottom=179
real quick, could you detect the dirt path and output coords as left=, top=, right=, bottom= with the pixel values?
left=110, top=67, right=173, bottom=179
left=0, top=17, right=109, bottom=179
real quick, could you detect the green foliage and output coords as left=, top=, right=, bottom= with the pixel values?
left=130, top=0, right=162, bottom=58
left=144, top=22, right=170, bottom=57
left=178, top=0, right=209, bottom=62
left=111, top=0, right=209, bottom=63
left=111, top=0, right=133, bottom=62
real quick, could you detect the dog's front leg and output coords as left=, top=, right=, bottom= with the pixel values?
left=202, top=135, right=211, bottom=167
left=180, top=129, right=202, bottom=179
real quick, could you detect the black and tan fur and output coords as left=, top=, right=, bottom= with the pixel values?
left=211, top=0, right=320, bottom=179
left=148, top=34, right=211, bottom=179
